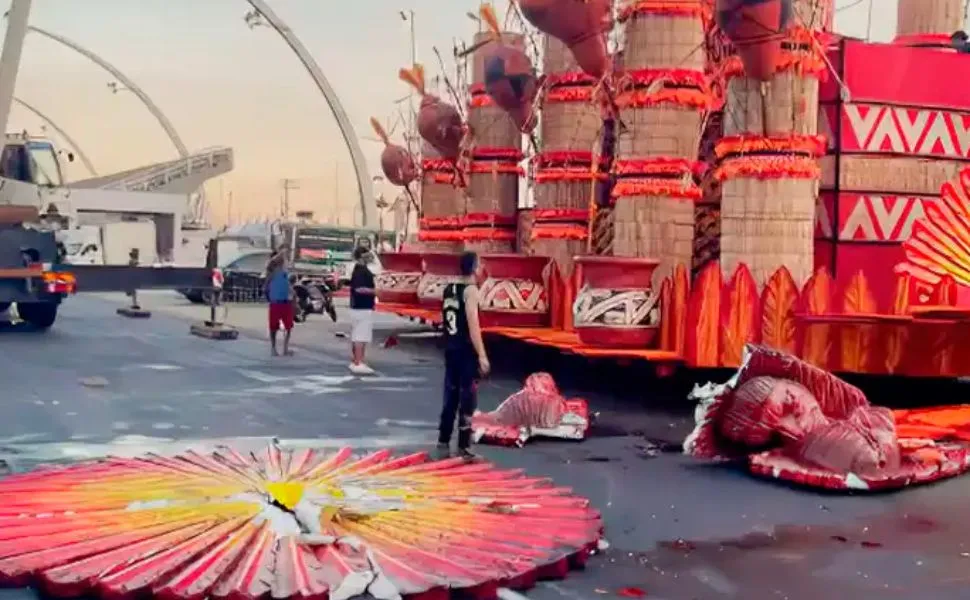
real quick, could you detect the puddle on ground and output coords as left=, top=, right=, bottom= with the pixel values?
left=599, top=503, right=970, bottom=599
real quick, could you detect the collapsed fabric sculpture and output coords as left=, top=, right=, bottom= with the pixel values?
left=472, top=373, right=590, bottom=446
left=684, top=345, right=970, bottom=491
left=370, top=117, right=417, bottom=187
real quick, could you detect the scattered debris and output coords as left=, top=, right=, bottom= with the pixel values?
left=79, top=376, right=109, bottom=388
left=616, top=586, right=647, bottom=598
left=382, top=335, right=399, bottom=349
left=634, top=438, right=682, bottom=459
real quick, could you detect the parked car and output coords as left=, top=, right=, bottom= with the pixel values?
left=179, top=250, right=272, bottom=304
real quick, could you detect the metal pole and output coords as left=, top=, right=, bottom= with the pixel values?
left=280, top=178, right=298, bottom=220
left=0, top=0, right=32, bottom=140
left=244, top=0, right=374, bottom=228
left=12, top=96, right=97, bottom=176
left=26, top=25, right=188, bottom=158
left=866, top=0, right=874, bottom=41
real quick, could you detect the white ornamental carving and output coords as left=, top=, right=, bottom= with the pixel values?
left=417, top=274, right=461, bottom=301
left=478, top=278, right=548, bottom=314
left=376, top=271, right=421, bottom=292
left=572, top=286, right=661, bottom=329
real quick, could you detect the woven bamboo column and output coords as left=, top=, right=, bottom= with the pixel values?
left=897, top=0, right=963, bottom=40
left=612, top=0, right=708, bottom=286
left=417, top=142, right=463, bottom=252
left=716, top=0, right=828, bottom=286
left=464, top=31, right=523, bottom=254
left=530, top=35, right=603, bottom=274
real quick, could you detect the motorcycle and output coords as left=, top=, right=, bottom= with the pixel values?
left=292, top=275, right=338, bottom=324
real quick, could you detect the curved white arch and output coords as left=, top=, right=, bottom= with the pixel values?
left=27, top=25, right=189, bottom=158
left=12, top=96, right=98, bottom=176
left=244, top=0, right=376, bottom=228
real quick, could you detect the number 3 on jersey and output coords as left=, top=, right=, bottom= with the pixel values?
left=444, top=310, right=458, bottom=335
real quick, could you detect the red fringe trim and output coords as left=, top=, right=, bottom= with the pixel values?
left=533, top=208, right=590, bottom=223
left=418, top=229, right=464, bottom=242
left=421, top=158, right=455, bottom=173
left=419, top=216, right=463, bottom=229
left=465, top=212, right=517, bottom=227
left=714, top=156, right=821, bottom=182
left=533, top=151, right=605, bottom=168
left=546, top=86, right=594, bottom=104
left=469, top=83, right=486, bottom=95
left=722, top=54, right=827, bottom=81
left=616, top=87, right=711, bottom=110
left=715, top=134, right=827, bottom=159
left=611, top=178, right=703, bottom=201
left=617, top=68, right=710, bottom=93
left=614, top=158, right=704, bottom=177
left=469, top=94, right=495, bottom=108
left=428, top=172, right=459, bottom=185
left=545, top=72, right=598, bottom=88
left=462, top=226, right=516, bottom=241
left=534, top=168, right=607, bottom=183
left=531, top=223, right=589, bottom=241
left=472, top=147, right=524, bottom=161
left=618, top=0, right=706, bottom=22
left=468, top=161, right=525, bottom=176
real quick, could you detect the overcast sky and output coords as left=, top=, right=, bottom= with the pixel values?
left=2, top=1, right=916, bottom=225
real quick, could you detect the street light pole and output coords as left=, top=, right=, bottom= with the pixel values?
left=25, top=26, right=189, bottom=158
left=243, top=0, right=375, bottom=228
left=12, top=96, right=98, bottom=176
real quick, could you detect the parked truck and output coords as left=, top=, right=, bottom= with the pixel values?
left=0, top=133, right=212, bottom=330
left=60, top=221, right=159, bottom=266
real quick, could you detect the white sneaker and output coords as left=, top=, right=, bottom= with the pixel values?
left=349, top=363, right=376, bottom=376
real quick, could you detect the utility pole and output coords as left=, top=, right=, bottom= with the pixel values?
left=226, top=191, right=233, bottom=226
left=280, top=178, right=299, bottom=220
left=0, top=0, right=32, bottom=139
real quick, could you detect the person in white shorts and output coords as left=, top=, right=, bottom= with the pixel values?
left=348, top=246, right=376, bottom=375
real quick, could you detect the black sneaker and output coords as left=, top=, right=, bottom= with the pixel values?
left=457, top=448, right=479, bottom=461
left=433, top=443, right=451, bottom=460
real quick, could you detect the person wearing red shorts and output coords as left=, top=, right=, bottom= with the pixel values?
left=265, top=250, right=295, bottom=356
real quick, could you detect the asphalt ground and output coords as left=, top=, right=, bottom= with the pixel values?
left=1, top=293, right=970, bottom=599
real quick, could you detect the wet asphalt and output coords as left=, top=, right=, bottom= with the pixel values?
left=1, top=294, right=970, bottom=600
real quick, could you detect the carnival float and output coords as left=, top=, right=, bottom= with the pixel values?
left=375, top=0, right=970, bottom=379
left=368, top=0, right=970, bottom=488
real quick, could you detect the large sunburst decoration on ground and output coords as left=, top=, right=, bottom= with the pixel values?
left=0, top=443, right=602, bottom=600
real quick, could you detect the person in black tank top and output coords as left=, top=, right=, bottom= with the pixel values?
left=437, top=251, right=490, bottom=459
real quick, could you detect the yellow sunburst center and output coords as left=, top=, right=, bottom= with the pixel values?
left=265, top=481, right=305, bottom=510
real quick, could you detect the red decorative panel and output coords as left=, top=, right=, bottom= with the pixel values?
left=820, top=40, right=970, bottom=111
left=819, top=103, right=970, bottom=161
left=816, top=192, right=939, bottom=242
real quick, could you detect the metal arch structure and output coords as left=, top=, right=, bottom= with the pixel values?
left=26, top=25, right=189, bottom=159
left=244, top=0, right=376, bottom=228
left=12, top=96, right=98, bottom=176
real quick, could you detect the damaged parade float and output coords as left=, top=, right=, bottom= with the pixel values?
left=10, top=3, right=966, bottom=600
left=374, top=0, right=970, bottom=493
